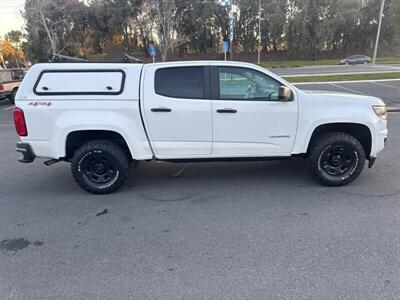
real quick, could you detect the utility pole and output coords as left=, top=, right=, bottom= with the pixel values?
left=218, top=0, right=235, bottom=60
left=257, top=0, right=262, bottom=64
left=229, top=0, right=234, bottom=60
left=373, top=0, right=385, bottom=64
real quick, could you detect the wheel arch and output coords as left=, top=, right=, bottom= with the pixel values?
left=65, top=129, right=133, bottom=160
left=306, top=122, right=372, bottom=158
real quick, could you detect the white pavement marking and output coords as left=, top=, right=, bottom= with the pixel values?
left=3, top=106, right=15, bottom=111
left=328, top=83, right=367, bottom=95
left=371, top=81, right=400, bottom=90
left=294, top=78, right=400, bottom=85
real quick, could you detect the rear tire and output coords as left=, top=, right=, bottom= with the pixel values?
left=8, top=88, right=17, bottom=104
left=306, top=132, right=366, bottom=187
left=71, top=140, right=130, bottom=194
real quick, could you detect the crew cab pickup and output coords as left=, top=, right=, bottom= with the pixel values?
left=14, top=61, right=388, bottom=194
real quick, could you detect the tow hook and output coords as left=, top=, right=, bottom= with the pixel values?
left=44, top=159, right=60, bottom=166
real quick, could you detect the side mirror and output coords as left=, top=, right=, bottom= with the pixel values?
left=278, top=86, right=293, bottom=101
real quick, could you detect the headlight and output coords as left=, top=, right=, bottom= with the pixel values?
left=372, top=105, right=387, bottom=120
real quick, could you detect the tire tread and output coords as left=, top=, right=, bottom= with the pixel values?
left=306, top=132, right=366, bottom=186
left=71, top=140, right=130, bottom=194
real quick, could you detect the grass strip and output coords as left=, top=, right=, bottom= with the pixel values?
left=258, top=56, right=400, bottom=69
left=283, top=72, right=400, bottom=83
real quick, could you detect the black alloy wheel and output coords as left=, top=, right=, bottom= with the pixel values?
left=319, top=144, right=358, bottom=177
left=306, top=132, right=366, bottom=186
left=82, top=151, right=119, bottom=185
left=71, top=140, right=130, bottom=194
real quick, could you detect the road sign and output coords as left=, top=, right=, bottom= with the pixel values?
left=223, top=41, right=229, bottom=53
left=149, top=45, right=156, bottom=56
left=218, top=0, right=230, bottom=6
left=149, top=44, right=156, bottom=62
left=223, top=41, right=229, bottom=61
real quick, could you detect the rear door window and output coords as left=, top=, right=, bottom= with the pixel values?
left=34, top=70, right=125, bottom=95
left=155, top=67, right=205, bottom=99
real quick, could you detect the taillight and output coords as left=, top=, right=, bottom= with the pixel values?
left=14, top=107, right=28, bottom=136
left=0, top=84, right=4, bottom=91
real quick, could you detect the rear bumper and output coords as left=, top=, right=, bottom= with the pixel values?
left=0, top=92, right=9, bottom=100
left=16, top=142, right=35, bottom=163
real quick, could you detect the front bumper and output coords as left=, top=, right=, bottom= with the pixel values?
left=16, top=142, right=35, bottom=163
left=368, top=157, right=376, bottom=168
left=368, top=136, right=387, bottom=168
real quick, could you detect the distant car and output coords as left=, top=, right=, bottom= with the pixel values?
left=338, top=55, right=371, bottom=65
left=0, top=69, right=27, bottom=104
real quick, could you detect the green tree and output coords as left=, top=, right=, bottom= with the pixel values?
left=19, top=0, right=400, bottom=62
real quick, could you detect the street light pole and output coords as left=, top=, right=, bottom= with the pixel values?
left=229, top=1, right=234, bottom=61
left=373, top=0, right=385, bottom=64
left=257, top=0, right=261, bottom=64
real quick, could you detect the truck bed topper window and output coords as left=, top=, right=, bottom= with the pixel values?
left=33, top=69, right=126, bottom=96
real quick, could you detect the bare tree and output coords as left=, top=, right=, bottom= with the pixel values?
left=133, top=2, right=154, bottom=54
left=25, top=0, right=66, bottom=54
left=148, top=0, right=186, bottom=61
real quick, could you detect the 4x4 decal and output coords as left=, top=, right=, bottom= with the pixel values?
left=28, top=101, right=52, bottom=107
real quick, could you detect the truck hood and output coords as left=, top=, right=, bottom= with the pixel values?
left=300, top=89, right=386, bottom=106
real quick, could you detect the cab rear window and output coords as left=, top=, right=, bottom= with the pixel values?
left=155, top=67, right=205, bottom=99
left=33, top=69, right=125, bottom=95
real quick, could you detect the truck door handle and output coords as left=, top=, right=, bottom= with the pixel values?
left=216, top=108, right=237, bottom=113
left=151, top=107, right=172, bottom=112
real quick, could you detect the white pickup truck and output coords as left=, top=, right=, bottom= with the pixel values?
left=14, top=61, right=388, bottom=194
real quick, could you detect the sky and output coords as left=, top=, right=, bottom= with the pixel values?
left=0, top=0, right=25, bottom=37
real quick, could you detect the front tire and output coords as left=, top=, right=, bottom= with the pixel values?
left=306, top=132, right=366, bottom=187
left=71, top=140, right=130, bottom=194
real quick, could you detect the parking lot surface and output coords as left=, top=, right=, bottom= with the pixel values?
left=0, top=92, right=399, bottom=299
left=295, top=79, right=400, bottom=107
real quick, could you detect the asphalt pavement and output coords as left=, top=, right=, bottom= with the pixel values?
left=0, top=95, right=399, bottom=299
left=295, top=79, right=400, bottom=107
left=272, top=64, right=400, bottom=76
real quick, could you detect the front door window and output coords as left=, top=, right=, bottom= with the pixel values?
left=218, top=67, right=282, bottom=101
